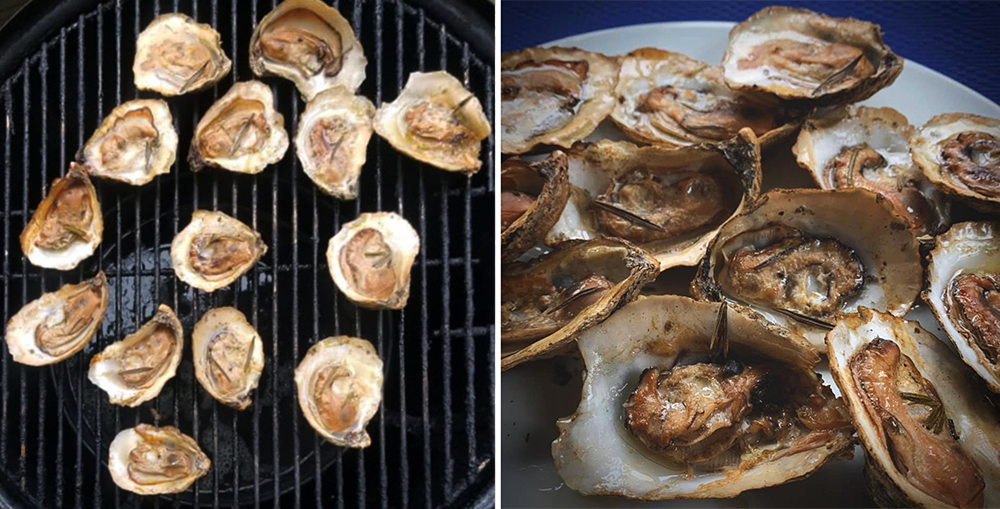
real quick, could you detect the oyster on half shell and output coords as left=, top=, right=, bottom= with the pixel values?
left=295, top=86, right=375, bottom=200
left=133, top=13, right=231, bottom=96
left=327, top=212, right=419, bottom=310
left=192, top=307, right=264, bottom=410
left=500, top=152, right=569, bottom=263
left=21, top=163, right=103, bottom=271
left=108, top=425, right=210, bottom=495
left=910, top=113, right=1000, bottom=213
left=171, top=210, right=268, bottom=293
left=79, top=99, right=178, bottom=186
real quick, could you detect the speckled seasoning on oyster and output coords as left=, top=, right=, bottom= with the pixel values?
left=721, top=7, right=902, bottom=106
left=793, top=105, right=949, bottom=236
left=827, top=308, right=1000, bottom=508
left=910, top=113, right=1000, bottom=213
left=295, top=336, right=383, bottom=448
left=500, top=152, right=569, bottom=263
left=326, top=212, right=419, bottom=310
left=501, top=46, right=618, bottom=154
left=78, top=99, right=178, bottom=186
left=133, top=13, right=231, bottom=96
left=374, top=71, right=490, bottom=174
left=250, top=0, right=366, bottom=100
left=553, top=295, right=854, bottom=499
left=21, top=163, right=103, bottom=271
left=192, top=307, right=264, bottom=410
left=171, top=210, right=268, bottom=293
left=5, top=272, right=108, bottom=366
left=108, top=425, right=210, bottom=495
left=295, top=86, right=375, bottom=200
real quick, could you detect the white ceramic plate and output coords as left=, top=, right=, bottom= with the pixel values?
left=501, top=21, right=1000, bottom=508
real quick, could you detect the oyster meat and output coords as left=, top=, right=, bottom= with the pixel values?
left=553, top=295, right=854, bottom=499
left=5, top=272, right=108, bottom=366
left=374, top=71, right=490, bottom=173
left=108, top=425, right=210, bottom=495
left=89, top=304, right=184, bottom=407
left=327, top=212, right=419, bottom=310
left=613, top=48, right=799, bottom=148
left=21, top=163, right=103, bottom=270
left=793, top=105, right=949, bottom=236
left=295, top=86, right=375, bottom=200
left=171, top=210, right=267, bottom=293
left=250, top=0, right=366, bottom=100
left=189, top=80, right=289, bottom=174
left=133, top=13, right=231, bottom=96
left=827, top=308, right=1000, bottom=508
left=501, top=46, right=618, bottom=154
left=500, top=152, right=569, bottom=263
left=910, top=113, right=1000, bottom=213
left=192, top=307, right=264, bottom=410
left=721, top=7, right=902, bottom=106
left=691, top=188, right=922, bottom=351
left=294, top=336, right=383, bottom=448
left=500, top=237, right=659, bottom=371
left=78, top=99, right=178, bottom=186
left=925, top=220, right=1000, bottom=393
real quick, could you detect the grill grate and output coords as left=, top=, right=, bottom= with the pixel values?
left=0, top=0, right=494, bottom=507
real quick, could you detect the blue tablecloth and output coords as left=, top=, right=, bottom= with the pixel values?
left=501, top=1, right=1000, bottom=105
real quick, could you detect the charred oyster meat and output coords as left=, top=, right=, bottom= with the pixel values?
left=295, top=86, right=375, bottom=200
left=79, top=99, right=178, bottom=186
left=108, top=425, right=210, bottom=495
left=171, top=210, right=268, bottom=293
left=327, top=212, right=419, bottom=310
left=192, top=307, right=265, bottom=410
left=21, top=163, right=103, bottom=271
left=910, top=113, right=1000, bottom=213
left=133, top=13, right=231, bottom=96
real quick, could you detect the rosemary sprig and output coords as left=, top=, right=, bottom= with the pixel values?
left=710, top=301, right=729, bottom=359
left=545, top=285, right=603, bottom=315
left=812, top=54, right=864, bottom=97
left=590, top=200, right=667, bottom=233
left=900, top=391, right=946, bottom=434
left=774, top=307, right=834, bottom=330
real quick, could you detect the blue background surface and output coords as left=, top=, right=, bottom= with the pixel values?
left=501, top=1, right=1000, bottom=105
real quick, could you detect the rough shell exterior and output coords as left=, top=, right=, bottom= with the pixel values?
left=500, top=152, right=570, bottom=263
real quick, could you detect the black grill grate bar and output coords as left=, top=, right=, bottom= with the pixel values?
left=393, top=1, right=409, bottom=507
left=438, top=23, right=454, bottom=504
left=350, top=0, right=368, bottom=507
left=461, top=41, right=477, bottom=482
left=373, top=1, right=389, bottom=507
left=35, top=45, right=48, bottom=504
left=19, top=56, right=30, bottom=498
left=55, top=26, right=68, bottom=509
left=415, top=8, right=433, bottom=507
left=288, top=30, right=303, bottom=509
left=1, top=81, right=10, bottom=489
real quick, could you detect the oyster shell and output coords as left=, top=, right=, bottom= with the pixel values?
left=189, top=80, right=289, bottom=174
left=501, top=46, right=618, bottom=154
left=108, top=424, right=210, bottom=495
left=21, top=163, right=103, bottom=270
left=374, top=71, right=490, bottom=173
left=613, top=48, right=801, bottom=148
left=500, top=152, right=569, bottom=263
left=133, top=13, right=231, bottom=96
left=89, top=304, right=184, bottom=407
left=249, top=0, right=366, bottom=100
left=326, top=212, right=419, bottom=310
left=545, top=128, right=761, bottom=271
left=5, top=272, right=108, bottom=366
left=500, top=237, right=659, bottom=371
left=827, top=308, right=1000, bottom=508
left=192, top=307, right=264, bottom=410
left=925, top=220, right=1000, bottom=393
left=910, top=113, right=1000, bottom=213
left=295, top=86, right=375, bottom=200
left=793, top=105, right=949, bottom=236
left=691, top=188, right=922, bottom=352
left=553, top=295, right=855, bottom=499
left=721, top=7, right=902, bottom=106
left=171, top=210, right=268, bottom=293
left=294, top=336, right=383, bottom=448
left=78, top=99, right=178, bottom=185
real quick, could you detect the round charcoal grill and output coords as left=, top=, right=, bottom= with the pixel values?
left=0, top=0, right=494, bottom=507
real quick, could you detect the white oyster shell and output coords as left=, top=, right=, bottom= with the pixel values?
left=21, top=163, right=103, bottom=271
left=79, top=99, right=178, bottom=185
left=170, top=210, right=268, bottom=293
left=133, top=13, right=231, bottom=96
left=192, top=307, right=265, bottom=410
left=108, top=425, right=210, bottom=495
left=295, top=86, right=374, bottom=200
left=326, top=212, right=419, bottom=310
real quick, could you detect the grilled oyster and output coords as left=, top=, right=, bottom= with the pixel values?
left=500, top=152, right=569, bottom=263
left=21, top=163, right=103, bottom=270
left=545, top=129, right=761, bottom=271
left=108, top=425, right=210, bottom=495
left=501, top=46, right=618, bottom=154
left=910, top=113, right=1000, bottom=213
left=192, top=307, right=264, bottom=410
left=793, top=105, right=949, bottom=236
left=250, top=0, right=366, bottom=100
left=133, top=13, right=231, bottom=96
left=189, top=80, right=289, bottom=174
left=721, top=7, right=902, bottom=106
left=553, top=295, right=854, bottom=499
left=327, top=212, right=419, bottom=310
left=613, top=48, right=800, bottom=148
left=500, top=238, right=659, bottom=371
left=294, top=336, right=383, bottom=448
left=295, top=86, right=374, bottom=199
left=691, top=188, right=922, bottom=352
left=78, top=99, right=178, bottom=185
left=827, top=308, right=1000, bottom=508
left=171, top=210, right=268, bottom=293
left=925, top=221, right=1000, bottom=393
left=5, top=272, right=108, bottom=366
left=89, top=304, right=184, bottom=407
left=374, top=71, right=490, bottom=174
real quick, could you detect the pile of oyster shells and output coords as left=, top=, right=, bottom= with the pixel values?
left=501, top=6, right=1000, bottom=507
left=5, top=0, right=489, bottom=496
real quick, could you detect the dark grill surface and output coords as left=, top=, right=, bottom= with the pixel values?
left=0, top=0, right=495, bottom=507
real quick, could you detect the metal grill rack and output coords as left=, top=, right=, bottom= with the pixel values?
left=0, top=0, right=495, bottom=507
